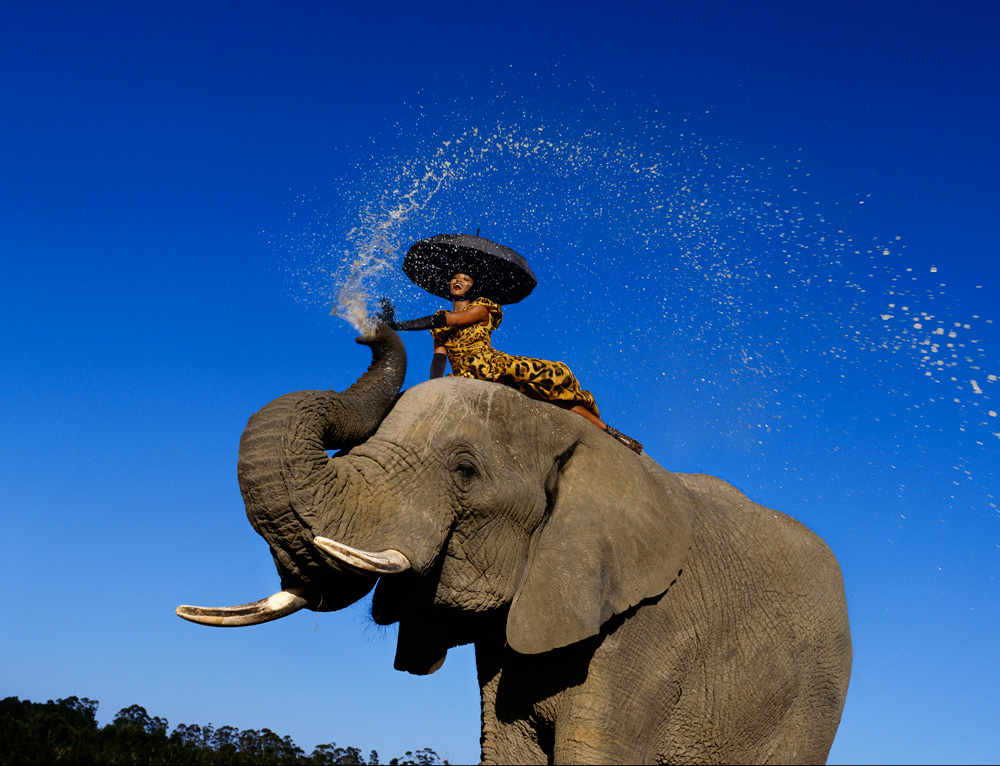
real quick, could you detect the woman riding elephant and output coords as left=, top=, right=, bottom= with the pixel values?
left=379, top=257, right=643, bottom=454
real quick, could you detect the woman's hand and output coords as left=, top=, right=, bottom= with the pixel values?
left=376, top=305, right=447, bottom=332
left=375, top=297, right=396, bottom=326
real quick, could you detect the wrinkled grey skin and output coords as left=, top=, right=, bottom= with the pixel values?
left=225, top=326, right=851, bottom=765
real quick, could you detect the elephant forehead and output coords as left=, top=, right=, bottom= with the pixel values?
left=406, top=376, right=514, bottom=407
left=384, top=378, right=526, bottom=443
left=380, top=379, right=579, bottom=478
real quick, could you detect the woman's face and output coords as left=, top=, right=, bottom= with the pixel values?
left=450, top=272, right=474, bottom=298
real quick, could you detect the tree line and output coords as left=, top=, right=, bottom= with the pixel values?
left=0, top=696, right=448, bottom=765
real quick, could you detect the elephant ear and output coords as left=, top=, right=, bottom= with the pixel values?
left=506, top=437, right=696, bottom=655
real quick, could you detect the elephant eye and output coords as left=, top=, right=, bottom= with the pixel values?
left=453, top=460, right=479, bottom=489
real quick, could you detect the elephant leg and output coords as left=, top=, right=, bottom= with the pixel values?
left=477, top=642, right=551, bottom=764
left=479, top=720, right=550, bottom=766
left=479, top=686, right=550, bottom=764
left=551, top=717, right=625, bottom=765
left=478, top=635, right=638, bottom=765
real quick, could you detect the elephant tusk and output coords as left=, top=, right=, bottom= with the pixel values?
left=313, top=536, right=411, bottom=575
left=175, top=588, right=309, bottom=627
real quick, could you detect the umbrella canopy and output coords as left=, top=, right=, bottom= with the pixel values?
left=402, top=233, right=537, bottom=305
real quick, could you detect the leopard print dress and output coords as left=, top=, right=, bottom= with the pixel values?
left=431, top=297, right=600, bottom=418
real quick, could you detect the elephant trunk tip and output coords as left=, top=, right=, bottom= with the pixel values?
left=355, top=322, right=401, bottom=348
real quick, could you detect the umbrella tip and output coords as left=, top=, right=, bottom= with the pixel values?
left=476, top=228, right=480, bottom=237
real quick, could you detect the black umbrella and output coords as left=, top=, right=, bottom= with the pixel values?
left=402, top=233, right=537, bottom=305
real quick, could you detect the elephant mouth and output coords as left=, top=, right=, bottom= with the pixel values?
left=175, top=537, right=413, bottom=627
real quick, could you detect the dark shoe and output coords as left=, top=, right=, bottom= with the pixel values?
left=605, top=426, right=643, bottom=454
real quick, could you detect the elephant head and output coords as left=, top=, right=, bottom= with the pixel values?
left=178, top=325, right=696, bottom=672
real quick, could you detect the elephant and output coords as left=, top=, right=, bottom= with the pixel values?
left=177, top=325, right=852, bottom=765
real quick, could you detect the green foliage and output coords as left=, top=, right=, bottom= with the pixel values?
left=0, top=697, right=448, bottom=765
left=387, top=749, right=446, bottom=766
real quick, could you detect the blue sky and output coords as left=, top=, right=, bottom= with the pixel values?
left=2, top=2, right=998, bottom=763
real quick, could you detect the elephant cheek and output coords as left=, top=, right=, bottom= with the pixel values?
left=433, top=527, right=534, bottom=613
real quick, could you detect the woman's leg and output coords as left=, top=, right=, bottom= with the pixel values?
left=518, top=387, right=607, bottom=429
left=521, top=389, right=641, bottom=452
left=569, top=404, right=607, bottom=430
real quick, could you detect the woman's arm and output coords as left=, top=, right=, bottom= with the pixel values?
left=376, top=299, right=489, bottom=332
left=441, top=303, right=489, bottom=327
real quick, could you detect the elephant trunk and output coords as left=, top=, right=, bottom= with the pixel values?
left=236, top=324, right=407, bottom=609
